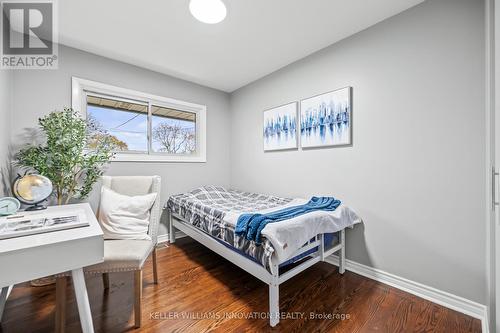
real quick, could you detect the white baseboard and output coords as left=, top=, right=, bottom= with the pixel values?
left=325, top=255, right=489, bottom=333
left=157, top=231, right=186, bottom=244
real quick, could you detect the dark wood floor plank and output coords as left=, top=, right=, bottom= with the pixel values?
left=0, top=237, right=482, bottom=333
left=311, top=279, right=389, bottom=333
left=407, top=299, right=446, bottom=333
left=434, top=307, right=482, bottom=333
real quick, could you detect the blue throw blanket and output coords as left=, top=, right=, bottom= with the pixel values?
left=235, top=196, right=341, bottom=245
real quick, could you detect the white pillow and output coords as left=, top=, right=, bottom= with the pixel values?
left=98, top=187, right=157, bottom=240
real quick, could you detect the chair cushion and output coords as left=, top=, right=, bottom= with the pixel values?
left=98, top=187, right=157, bottom=240
left=84, top=240, right=154, bottom=274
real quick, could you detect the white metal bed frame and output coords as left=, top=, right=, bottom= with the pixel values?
left=167, top=210, right=346, bottom=327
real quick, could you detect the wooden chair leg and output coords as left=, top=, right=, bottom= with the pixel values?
left=134, top=270, right=142, bottom=328
left=55, top=277, right=67, bottom=333
left=152, top=248, right=158, bottom=284
left=102, top=273, right=110, bottom=290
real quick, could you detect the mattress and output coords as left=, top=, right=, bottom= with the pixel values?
left=166, top=186, right=361, bottom=271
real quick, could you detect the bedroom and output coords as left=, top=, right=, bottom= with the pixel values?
left=0, top=0, right=496, bottom=332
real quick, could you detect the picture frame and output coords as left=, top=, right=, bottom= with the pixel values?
left=263, top=102, right=298, bottom=151
left=300, top=87, right=352, bottom=148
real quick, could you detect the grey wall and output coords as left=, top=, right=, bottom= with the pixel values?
left=0, top=70, right=12, bottom=197
left=230, top=0, right=486, bottom=304
left=10, top=45, right=231, bottom=235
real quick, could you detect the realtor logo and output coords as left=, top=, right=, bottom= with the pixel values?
left=1, top=0, right=58, bottom=69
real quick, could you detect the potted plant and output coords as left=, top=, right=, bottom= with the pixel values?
left=16, top=108, right=116, bottom=205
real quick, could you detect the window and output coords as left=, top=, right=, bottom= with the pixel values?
left=87, top=95, right=149, bottom=153
left=151, top=105, right=196, bottom=154
left=72, top=77, right=206, bottom=162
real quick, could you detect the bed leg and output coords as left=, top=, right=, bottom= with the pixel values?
left=168, top=210, right=176, bottom=244
left=269, top=264, right=279, bottom=327
left=319, top=234, right=325, bottom=261
left=339, top=229, right=346, bottom=274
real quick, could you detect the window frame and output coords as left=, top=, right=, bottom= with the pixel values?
left=72, top=77, right=207, bottom=163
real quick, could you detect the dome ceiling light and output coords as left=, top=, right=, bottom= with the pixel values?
left=189, top=0, right=227, bottom=24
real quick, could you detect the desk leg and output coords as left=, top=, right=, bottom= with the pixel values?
left=71, top=269, right=94, bottom=333
left=0, top=285, right=13, bottom=322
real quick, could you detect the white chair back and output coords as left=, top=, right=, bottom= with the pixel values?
left=100, top=176, right=162, bottom=244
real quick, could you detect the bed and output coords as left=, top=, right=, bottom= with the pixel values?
left=165, top=186, right=361, bottom=327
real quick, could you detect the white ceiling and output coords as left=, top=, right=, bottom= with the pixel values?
left=59, top=0, right=424, bottom=92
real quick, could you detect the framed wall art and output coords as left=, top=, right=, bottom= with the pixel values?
left=300, top=87, right=352, bottom=148
left=263, top=102, right=298, bottom=151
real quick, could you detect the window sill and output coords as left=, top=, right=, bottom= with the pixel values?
left=111, top=153, right=206, bottom=163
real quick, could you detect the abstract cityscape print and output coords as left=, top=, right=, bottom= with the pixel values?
left=300, top=87, right=351, bottom=148
left=263, top=102, right=298, bottom=151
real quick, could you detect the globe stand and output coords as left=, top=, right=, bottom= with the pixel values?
left=25, top=202, right=47, bottom=211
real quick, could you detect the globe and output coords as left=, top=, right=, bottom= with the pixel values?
left=13, top=174, right=53, bottom=210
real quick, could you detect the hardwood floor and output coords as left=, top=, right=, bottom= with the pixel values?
left=0, top=237, right=481, bottom=333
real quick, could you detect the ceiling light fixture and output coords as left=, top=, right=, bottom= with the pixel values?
left=189, top=0, right=227, bottom=24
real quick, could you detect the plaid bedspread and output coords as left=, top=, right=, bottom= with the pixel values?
left=165, top=186, right=293, bottom=270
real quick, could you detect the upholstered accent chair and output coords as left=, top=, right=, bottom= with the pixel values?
left=55, top=176, right=162, bottom=332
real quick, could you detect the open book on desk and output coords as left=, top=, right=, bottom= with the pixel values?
left=0, top=209, right=89, bottom=240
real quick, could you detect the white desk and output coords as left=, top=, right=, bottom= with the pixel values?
left=0, top=203, right=104, bottom=333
